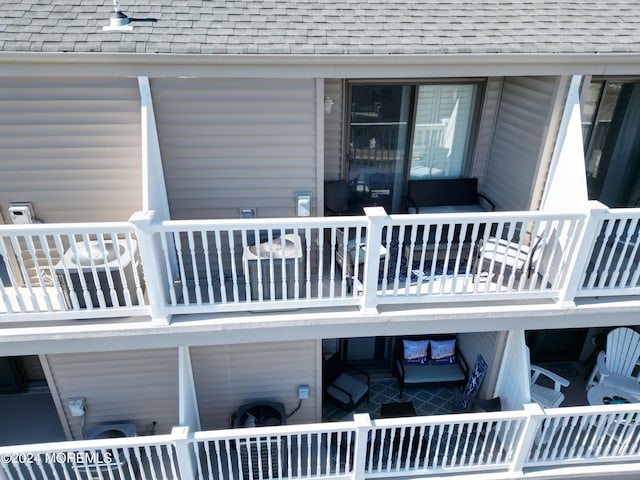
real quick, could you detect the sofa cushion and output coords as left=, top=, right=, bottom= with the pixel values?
left=403, top=362, right=466, bottom=384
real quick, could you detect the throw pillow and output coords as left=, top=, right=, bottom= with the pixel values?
left=431, top=339, right=456, bottom=365
left=403, top=339, right=429, bottom=365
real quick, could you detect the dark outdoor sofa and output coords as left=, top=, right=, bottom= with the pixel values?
left=395, top=336, right=468, bottom=398
left=407, top=178, right=495, bottom=214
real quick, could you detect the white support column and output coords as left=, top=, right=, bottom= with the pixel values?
left=178, top=346, right=201, bottom=431
left=129, top=210, right=170, bottom=325
left=316, top=78, right=325, bottom=217
left=494, top=330, right=531, bottom=412
left=351, top=413, right=372, bottom=480
left=171, top=425, right=197, bottom=480
left=541, top=75, right=589, bottom=212
left=557, top=200, right=609, bottom=304
left=138, top=76, right=171, bottom=219
left=360, top=207, right=388, bottom=313
left=509, top=403, right=546, bottom=473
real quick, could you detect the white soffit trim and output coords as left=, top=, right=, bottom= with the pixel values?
left=2, top=53, right=640, bottom=78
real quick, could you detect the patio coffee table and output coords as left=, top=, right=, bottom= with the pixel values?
left=587, top=383, right=640, bottom=406
left=380, top=401, right=416, bottom=418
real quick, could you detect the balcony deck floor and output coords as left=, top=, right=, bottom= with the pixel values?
left=324, top=360, right=590, bottom=422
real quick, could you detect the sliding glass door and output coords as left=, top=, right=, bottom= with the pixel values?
left=347, top=81, right=480, bottom=213
left=348, top=85, right=413, bottom=213
left=410, top=84, right=478, bottom=180
left=582, top=79, right=640, bottom=207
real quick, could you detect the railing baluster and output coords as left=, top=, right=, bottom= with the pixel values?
left=9, top=234, right=39, bottom=311
left=186, top=231, right=202, bottom=306
left=225, top=230, right=238, bottom=304
left=201, top=230, right=215, bottom=304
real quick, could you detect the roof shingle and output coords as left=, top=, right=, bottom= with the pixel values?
left=1, top=0, right=640, bottom=56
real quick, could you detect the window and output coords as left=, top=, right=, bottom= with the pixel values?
left=582, top=79, right=640, bottom=207
left=346, top=81, right=480, bottom=213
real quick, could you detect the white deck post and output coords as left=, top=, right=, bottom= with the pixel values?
left=351, top=413, right=372, bottom=479
left=178, top=346, right=202, bottom=431
left=509, top=403, right=546, bottom=473
left=171, top=425, right=197, bottom=480
left=360, top=207, right=388, bottom=313
left=129, top=210, right=170, bottom=325
left=557, top=201, right=609, bottom=304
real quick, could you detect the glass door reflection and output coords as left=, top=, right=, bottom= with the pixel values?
left=348, top=85, right=413, bottom=213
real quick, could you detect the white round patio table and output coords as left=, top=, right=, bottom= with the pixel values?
left=587, top=383, right=640, bottom=406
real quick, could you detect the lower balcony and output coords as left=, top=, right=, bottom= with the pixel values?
left=2, top=402, right=640, bottom=479
left=1, top=202, right=639, bottom=323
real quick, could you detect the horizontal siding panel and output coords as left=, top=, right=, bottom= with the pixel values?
left=0, top=146, right=143, bottom=161
left=0, top=101, right=142, bottom=116
left=153, top=78, right=317, bottom=220
left=160, top=123, right=315, bottom=137
left=191, top=341, right=318, bottom=430
left=46, top=349, right=179, bottom=439
left=484, top=76, right=559, bottom=211
left=163, top=136, right=314, bottom=150
left=458, top=332, right=501, bottom=398
left=0, top=111, right=141, bottom=126
left=157, top=103, right=314, bottom=115
left=168, top=168, right=315, bottom=180
left=0, top=77, right=141, bottom=223
left=471, top=77, right=502, bottom=181
left=0, top=124, right=140, bottom=137
left=161, top=146, right=315, bottom=161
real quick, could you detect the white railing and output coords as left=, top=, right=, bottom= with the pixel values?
left=191, top=421, right=359, bottom=479
left=4, top=404, right=640, bottom=480
left=368, top=210, right=584, bottom=305
left=526, top=404, right=640, bottom=467
left=0, top=222, right=148, bottom=321
left=0, top=430, right=181, bottom=480
left=577, top=208, right=640, bottom=297
left=364, top=411, right=527, bottom=477
left=150, top=208, right=586, bottom=314
left=4, top=202, right=640, bottom=321
left=152, top=216, right=368, bottom=314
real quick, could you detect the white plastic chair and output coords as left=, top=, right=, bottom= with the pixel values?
left=587, top=327, right=640, bottom=391
left=479, top=228, right=559, bottom=286
left=530, top=364, right=570, bottom=408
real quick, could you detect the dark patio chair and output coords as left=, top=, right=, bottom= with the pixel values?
left=324, top=352, right=370, bottom=412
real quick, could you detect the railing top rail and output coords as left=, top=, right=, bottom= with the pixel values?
left=158, top=216, right=369, bottom=231
left=0, top=433, right=177, bottom=454
left=601, top=208, right=640, bottom=218
left=372, top=410, right=529, bottom=428
left=0, top=222, right=135, bottom=235
left=543, top=403, right=640, bottom=417
left=388, top=210, right=586, bottom=224
left=193, top=420, right=357, bottom=441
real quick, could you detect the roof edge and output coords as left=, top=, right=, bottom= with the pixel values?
left=1, top=51, right=640, bottom=78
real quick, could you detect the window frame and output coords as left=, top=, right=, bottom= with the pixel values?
left=342, top=78, right=486, bottom=211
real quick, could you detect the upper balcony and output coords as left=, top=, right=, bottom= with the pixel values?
left=1, top=202, right=639, bottom=326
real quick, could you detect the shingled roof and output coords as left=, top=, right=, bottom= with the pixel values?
left=1, top=0, right=639, bottom=56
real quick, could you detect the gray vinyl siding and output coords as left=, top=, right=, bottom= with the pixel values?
left=470, top=77, right=503, bottom=186
left=0, top=77, right=142, bottom=223
left=484, top=76, right=560, bottom=211
left=457, top=331, right=504, bottom=398
left=45, top=348, right=179, bottom=439
left=190, top=340, right=319, bottom=430
left=151, top=78, right=317, bottom=220
left=324, top=79, right=344, bottom=182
